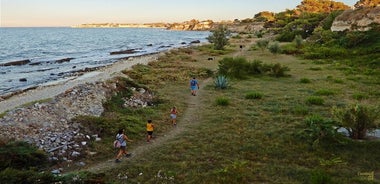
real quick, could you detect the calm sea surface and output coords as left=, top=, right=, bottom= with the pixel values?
left=0, top=27, right=210, bottom=96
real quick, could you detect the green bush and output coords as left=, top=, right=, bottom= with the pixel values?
left=207, top=25, right=230, bottom=50
left=332, top=104, right=379, bottom=139
left=292, top=105, right=309, bottom=115
left=294, top=35, right=303, bottom=49
left=217, top=57, right=290, bottom=79
left=352, top=93, right=368, bottom=100
left=214, top=75, right=229, bottom=89
left=0, top=141, right=49, bottom=170
left=300, top=78, right=311, bottom=83
left=309, top=169, right=332, bottom=184
left=0, top=168, right=57, bottom=184
left=301, top=114, right=342, bottom=147
left=268, top=41, right=282, bottom=55
left=269, top=63, right=290, bottom=77
left=306, top=96, right=324, bottom=105
left=315, top=89, right=335, bottom=96
left=218, top=57, right=249, bottom=79
left=256, top=39, right=269, bottom=51
left=245, top=91, right=263, bottom=99
left=215, top=97, right=230, bottom=106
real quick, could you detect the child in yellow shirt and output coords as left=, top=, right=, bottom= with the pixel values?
left=146, top=119, right=154, bottom=143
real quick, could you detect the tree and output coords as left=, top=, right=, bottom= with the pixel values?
left=296, top=0, right=350, bottom=13
left=207, top=25, right=230, bottom=50
left=354, top=0, right=380, bottom=8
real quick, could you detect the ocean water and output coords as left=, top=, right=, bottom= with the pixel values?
left=0, top=27, right=210, bottom=96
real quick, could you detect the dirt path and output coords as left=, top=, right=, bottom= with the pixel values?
left=84, top=78, right=212, bottom=173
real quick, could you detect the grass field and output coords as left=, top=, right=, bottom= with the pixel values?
left=76, top=35, right=379, bottom=183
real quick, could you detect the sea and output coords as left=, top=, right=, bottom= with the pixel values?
left=0, top=27, right=210, bottom=96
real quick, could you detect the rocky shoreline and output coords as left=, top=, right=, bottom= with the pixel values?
left=0, top=54, right=158, bottom=164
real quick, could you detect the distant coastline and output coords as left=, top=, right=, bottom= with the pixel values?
left=72, top=23, right=168, bottom=29
left=73, top=19, right=219, bottom=31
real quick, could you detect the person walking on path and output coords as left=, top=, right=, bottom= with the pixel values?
left=170, top=106, right=179, bottom=127
left=190, top=77, right=199, bottom=96
left=115, top=129, right=133, bottom=163
left=146, top=119, right=154, bottom=143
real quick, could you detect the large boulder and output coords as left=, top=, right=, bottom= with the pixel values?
left=331, top=6, right=380, bottom=31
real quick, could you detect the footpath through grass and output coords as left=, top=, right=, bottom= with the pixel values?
left=86, top=37, right=379, bottom=183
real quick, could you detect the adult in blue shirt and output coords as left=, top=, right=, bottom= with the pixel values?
left=190, top=77, right=199, bottom=96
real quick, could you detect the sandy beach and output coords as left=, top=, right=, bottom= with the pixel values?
left=0, top=54, right=159, bottom=114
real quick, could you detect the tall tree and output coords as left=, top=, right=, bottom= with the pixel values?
left=354, top=0, right=380, bottom=8
left=296, top=0, right=350, bottom=13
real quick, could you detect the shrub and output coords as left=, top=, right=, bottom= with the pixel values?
left=245, top=91, right=263, bottom=99
left=207, top=25, right=230, bottom=50
left=294, top=35, right=303, bottom=49
left=309, top=169, right=332, bottom=184
left=269, top=63, right=290, bottom=77
left=0, top=168, right=57, bottom=184
left=300, top=78, right=311, bottom=83
left=332, top=104, right=379, bottom=139
left=256, top=39, right=269, bottom=51
left=352, top=93, right=368, bottom=100
left=268, top=41, right=282, bottom=55
left=217, top=57, right=249, bottom=79
left=215, top=97, right=230, bottom=106
left=0, top=141, right=49, bottom=170
left=306, top=96, right=324, bottom=105
left=301, top=114, right=341, bottom=147
left=315, top=89, right=335, bottom=96
left=247, top=60, right=264, bottom=75
left=214, top=75, right=229, bottom=89
left=292, top=105, right=309, bottom=115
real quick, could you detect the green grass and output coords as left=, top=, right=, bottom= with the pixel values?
left=98, top=37, right=380, bottom=183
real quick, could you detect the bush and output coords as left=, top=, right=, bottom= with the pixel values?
left=309, top=169, right=332, bottom=184
left=214, top=75, right=229, bottom=89
left=294, top=35, right=303, bottom=49
left=256, top=39, right=269, bottom=51
left=268, top=41, right=282, bottom=55
left=269, top=63, right=290, bottom=77
left=217, top=57, right=249, bottom=79
left=306, top=96, right=324, bottom=105
left=301, top=114, right=341, bottom=147
left=215, top=97, right=230, bottom=106
left=245, top=91, right=263, bottom=99
left=315, top=89, right=335, bottom=96
left=0, top=141, right=49, bottom=170
left=217, top=57, right=290, bottom=79
left=332, top=104, right=379, bottom=139
left=207, top=25, right=230, bottom=50
left=0, top=168, right=57, bottom=184
left=300, top=78, right=311, bottom=83
left=352, top=93, right=368, bottom=100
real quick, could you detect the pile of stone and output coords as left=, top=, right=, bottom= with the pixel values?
left=0, top=82, right=114, bottom=162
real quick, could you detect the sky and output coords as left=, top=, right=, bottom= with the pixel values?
left=0, top=0, right=358, bottom=27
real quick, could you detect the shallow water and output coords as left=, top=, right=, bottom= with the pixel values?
left=0, top=27, right=210, bottom=96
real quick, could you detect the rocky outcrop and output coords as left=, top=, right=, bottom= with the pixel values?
left=0, top=80, right=153, bottom=164
left=166, top=20, right=214, bottom=31
left=331, top=6, right=380, bottom=31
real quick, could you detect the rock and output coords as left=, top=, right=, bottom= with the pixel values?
left=331, top=6, right=380, bottom=32
left=55, top=58, right=74, bottom=63
left=0, top=59, right=31, bottom=66
left=190, top=40, right=201, bottom=44
left=19, top=78, right=27, bottom=82
left=110, top=49, right=139, bottom=55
